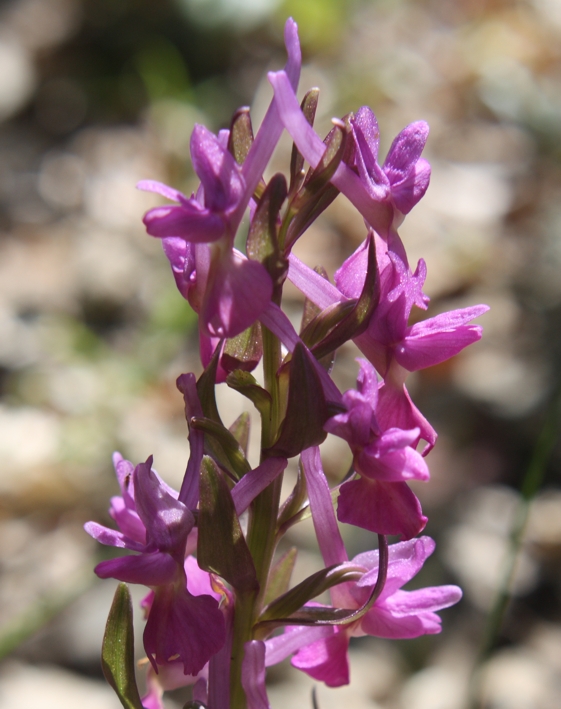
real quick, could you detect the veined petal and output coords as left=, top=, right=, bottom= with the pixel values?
left=231, top=458, right=288, bottom=515
left=383, top=121, right=430, bottom=213
left=360, top=603, right=439, bottom=639
left=137, top=179, right=185, bottom=202
left=288, top=253, right=343, bottom=310
left=134, top=459, right=194, bottom=556
left=291, top=628, right=350, bottom=688
left=109, top=497, right=146, bottom=545
left=268, top=71, right=392, bottom=235
left=386, top=586, right=462, bottom=614
left=301, top=446, right=348, bottom=567
left=162, top=237, right=197, bottom=301
left=396, top=305, right=489, bottom=372
left=357, top=434, right=429, bottom=482
left=337, top=477, right=427, bottom=539
left=94, top=551, right=178, bottom=585
left=242, top=641, right=270, bottom=709
left=190, top=124, right=244, bottom=213
left=264, top=626, right=334, bottom=666
left=201, top=248, right=273, bottom=338
left=143, top=203, right=225, bottom=243
left=376, top=383, right=437, bottom=454
left=144, top=584, right=225, bottom=676
left=390, top=157, right=431, bottom=214
left=357, top=536, right=435, bottom=596
left=84, top=521, right=144, bottom=551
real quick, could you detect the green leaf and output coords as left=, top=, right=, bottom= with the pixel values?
left=277, top=460, right=308, bottom=531
left=101, top=583, right=144, bottom=709
left=265, top=342, right=329, bottom=458
left=258, top=564, right=364, bottom=623
left=228, top=411, right=251, bottom=457
left=190, top=417, right=251, bottom=480
left=198, top=457, right=258, bottom=592
left=226, top=370, right=272, bottom=419
left=263, top=547, right=298, bottom=607
left=311, top=232, right=379, bottom=360
left=247, top=173, right=288, bottom=287
left=289, top=88, right=319, bottom=195
left=222, top=322, right=263, bottom=374
left=196, top=343, right=224, bottom=424
left=228, top=106, right=254, bottom=165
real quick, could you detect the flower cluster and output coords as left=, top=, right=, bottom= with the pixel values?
left=87, top=18, right=487, bottom=709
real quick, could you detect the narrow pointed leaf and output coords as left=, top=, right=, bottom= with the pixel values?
left=229, top=411, right=250, bottom=457
left=221, top=321, right=263, bottom=373
left=277, top=460, right=308, bottom=530
left=198, top=456, right=258, bottom=592
left=311, top=232, right=379, bottom=360
left=197, top=343, right=224, bottom=424
left=226, top=370, right=272, bottom=418
left=263, top=547, right=298, bottom=607
left=258, top=564, right=364, bottom=623
left=101, top=583, right=144, bottom=709
left=247, top=173, right=288, bottom=286
left=289, top=88, right=320, bottom=195
left=190, top=416, right=251, bottom=480
left=265, top=342, right=329, bottom=458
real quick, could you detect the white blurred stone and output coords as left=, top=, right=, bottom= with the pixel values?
left=478, top=648, right=560, bottom=709
left=425, top=162, right=512, bottom=223
left=268, top=666, right=383, bottom=709
left=453, top=347, right=546, bottom=416
left=399, top=665, right=466, bottom=709
left=0, top=662, right=115, bottom=709
left=2, top=0, right=81, bottom=52
left=38, top=152, right=86, bottom=209
left=443, top=486, right=538, bottom=610
left=0, top=406, right=60, bottom=491
left=527, top=489, right=561, bottom=548
left=0, top=32, right=35, bottom=121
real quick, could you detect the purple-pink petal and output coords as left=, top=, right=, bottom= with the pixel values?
left=201, top=249, right=272, bottom=338
left=291, top=627, right=350, bottom=687
left=134, top=459, right=194, bottom=556
left=84, top=521, right=143, bottom=551
left=231, top=458, right=288, bottom=516
left=301, top=446, right=348, bottom=567
left=143, top=203, right=225, bottom=243
left=144, top=584, right=225, bottom=675
left=137, top=179, right=185, bottom=202
left=190, top=124, right=244, bottom=213
left=94, top=551, right=178, bottom=586
left=241, top=641, right=270, bottom=709
left=337, top=477, right=427, bottom=539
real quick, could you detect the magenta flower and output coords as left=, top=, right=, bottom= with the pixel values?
left=289, top=538, right=462, bottom=686
left=138, top=19, right=303, bottom=339
left=85, top=457, right=225, bottom=676
left=287, top=240, right=488, bottom=452
left=324, top=359, right=428, bottom=539
left=350, top=106, right=431, bottom=216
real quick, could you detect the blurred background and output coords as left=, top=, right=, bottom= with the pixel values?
left=0, top=0, right=560, bottom=707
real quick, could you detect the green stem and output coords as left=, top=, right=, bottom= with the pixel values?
left=230, top=305, right=285, bottom=709
left=229, top=589, right=258, bottom=709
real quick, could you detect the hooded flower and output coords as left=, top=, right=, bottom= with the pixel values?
left=286, top=537, right=462, bottom=686
left=324, top=359, right=428, bottom=539
left=350, top=106, right=431, bottom=216
left=85, top=456, right=225, bottom=676
left=138, top=19, right=303, bottom=339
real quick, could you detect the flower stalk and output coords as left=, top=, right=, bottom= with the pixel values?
left=88, top=17, right=486, bottom=709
